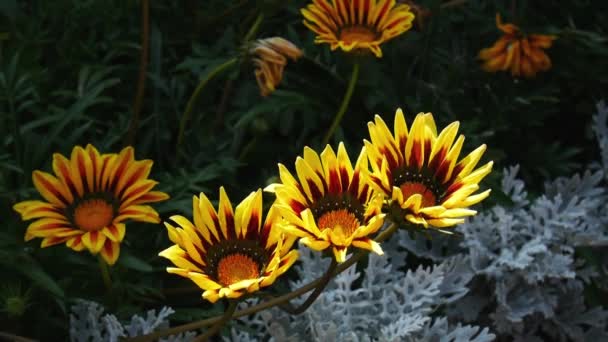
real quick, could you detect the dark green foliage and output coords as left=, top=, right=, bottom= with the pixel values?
left=1, top=0, right=606, bottom=339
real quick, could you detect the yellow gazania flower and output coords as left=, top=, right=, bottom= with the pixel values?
left=301, top=0, right=415, bottom=58
left=13, top=145, right=169, bottom=265
left=365, top=109, right=493, bottom=230
left=250, top=37, right=303, bottom=97
left=159, top=188, right=299, bottom=303
left=479, top=13, right=557, bottom=78
left=265, top=143, right=386, bottom=262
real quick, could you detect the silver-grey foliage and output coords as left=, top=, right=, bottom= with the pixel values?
left=69, top=299, right=195, bottom=342
left=450, top=100, right=608, bottom=340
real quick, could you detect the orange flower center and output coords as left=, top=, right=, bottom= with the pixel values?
left=400, top=182, right=437, bottom=207
left=73, top=199, right=114, bottom=232
left=217, top=253, right=260, bottom=286
left=318, top=209, right=360, bottom=240
left=339, top=26, right=378, bottom=44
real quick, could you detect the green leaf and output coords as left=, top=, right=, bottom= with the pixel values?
left=118, top=252, right=155, bottom=272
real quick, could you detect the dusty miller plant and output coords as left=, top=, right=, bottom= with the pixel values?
left=69, top=299, right=195, bottom=342
left=439, top=100, right=608, bottom=341
left=227, top=245, right=494, bottom=341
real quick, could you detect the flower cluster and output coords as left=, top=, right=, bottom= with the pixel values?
left=13, top=109, right=491, bottom=304
left=12, top=1, right=495, bottom=308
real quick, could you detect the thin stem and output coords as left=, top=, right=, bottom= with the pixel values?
left=127, top=223, right=399, bottom=342
left=0, top=332, right=37, bottom=342
left=280, top=258, right=337, bottom=315
left=125, top=0, right=150, bottom=146
left=8, top=95, right=22, bottom=181
left=98, top=256, right=112, bottom=292
left=242, top=13, right=264, bottom=44
left=175, top=57, right=238, bottom=152
left=193, top=300, right=238, bottom=341
left=321, top=62, right=360, bottom=146
left=439, top=0, right=468, bottom=9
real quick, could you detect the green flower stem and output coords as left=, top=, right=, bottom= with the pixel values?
left=126, top=222, right=399, bottom=342
left=125, top=0, right=150, bottom=146
left=321, top=62, right=360, bottom=146
left=193, top=300, right=238, bottom=342
left=98, top=256, right=112, bottom=292
left=242, top=13, right=264, bottom=44
left=176, top=57, right=238, bottom=152
left=279, top=258, right=338, bottom=315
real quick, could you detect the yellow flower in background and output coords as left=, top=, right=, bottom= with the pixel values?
left=479, top=13, right=557, bottom=78
left=265, top=143, right=385, bottom=262
left=365, top=109, right=492, bottom=230
left=251, top=37, right=303, bottom=97
left=301, top=0, right=415, bottom=57
left=13, top=145, right=169, bottom=265
left=159, top=188, right=298, bottom=303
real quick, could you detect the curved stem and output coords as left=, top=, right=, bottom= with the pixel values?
left=321, top=62, right=360, bottom=146
left=125, top=0, right=150, bottom=146
left=126, top=223, right=399, bottom=342
left=193, top=300, right=238, bottom=341
left=98, top=256, right=112, bottom=292
left=176, top=57, right=238, bottom=152
left=243, top=13, right=264, bottom=44
left=279, top=258, right=337, bottom=315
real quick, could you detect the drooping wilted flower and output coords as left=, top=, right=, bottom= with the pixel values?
left=365, top=109, right=492, bottom=231
left=479, top=14, right=557, bottom=78
left=13, top=145, right=169, bottom=265
left=159, top=188, right=299, bottom=303
left=250, top=37, right=303, bottom=96
left=266, top=143, right=385, bottom=262
left=301, top=0, right=415, bottom=57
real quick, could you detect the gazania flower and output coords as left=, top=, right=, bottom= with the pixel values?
left=301, top=0, right=415, bottom=58
left=13, top=145, right=169, bottom=265
left=250, top=37, right=303, bottom=97
left=159, top=188, right=299, bottom=303
left=479, top=13, right=557, bottom=78
left=365, top=109, right=493, bottom=230
left=265, top=143, right=386, bottom=262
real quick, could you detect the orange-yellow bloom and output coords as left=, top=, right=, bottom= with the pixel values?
left=265, top=143, right=386, bottom=263
left=365, top=109, right=492, bottom=231
left=250, top=37, right=303, bottom=97
left=13, top=145, right=169, bottom=265
left=301, top=0, right=415, bottom=58
left=479, top=14, right=557, bottom=78
left=159, top=188, right=299, bottom=303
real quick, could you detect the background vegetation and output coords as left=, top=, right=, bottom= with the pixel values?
left=1, top=0, right=607, bottom=339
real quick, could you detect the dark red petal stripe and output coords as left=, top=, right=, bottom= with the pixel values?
left=328, top=169, right=341, bottom=195
left=75, top=151, right=89, bottom=193
left=224, top=210, right=236, bottom=240
left=56, top=161, right=80, bottom=197
left=306, top=179, right=323, bottom=201
left=289, top=199, right=307, bottom=216
left=374, top=0, right=391, bottom=26
left=36, top=175, right=70, bottom=206
left=245, top=212, right=261, bottom=241
left=87, top=149, right=99, bottom=192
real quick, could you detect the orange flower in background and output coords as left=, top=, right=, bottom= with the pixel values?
left=479, top=13, right=557, bottom=78
left=13, top=145, right=169, bottom=265
left=251, top=37, right=303, bottom=96
left=301, top=0, right=415, bottom=58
